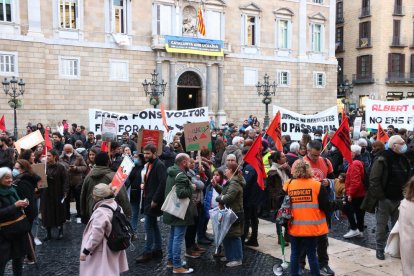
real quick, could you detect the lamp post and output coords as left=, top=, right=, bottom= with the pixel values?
left=338, top=80, right=353, bottom=113
left=142, top=70, right=167, bottom=108
left=256, top=73, right=277, bottom=128
left=2, top=76, right=25, bottom=138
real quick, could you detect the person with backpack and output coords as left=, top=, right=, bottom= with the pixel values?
left=80, top=184, right=129, bottom=276
left=343, top=145, right=366, bottom=239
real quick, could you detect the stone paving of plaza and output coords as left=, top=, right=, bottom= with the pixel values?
left=5, top=211, right=402, bottom=275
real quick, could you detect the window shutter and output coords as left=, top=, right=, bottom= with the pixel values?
left=400, top=54, right=405, bottom=74
left=287, top=20, right=292, bottom=49
left=359, top=22, right=362, bottom=39
left=388, top=53, right=392, bottom=74
left=256, top=16, right=261, bottom=47
left=368, top=55, right=373, bottom=75
left=313, top=72, right=317, bottom=86
left=410, top=54, right=414, bottom=73
left=357, top=56, right=362, bottom=76
left=160, top=5, right=172, bottom=35
left=311, top=23, right=315, bottom=50
left=367, top=21, right=371, bottom=39
left=241, top=14, right=246, bottom=45
left=320, top=24, right=325, bottom=52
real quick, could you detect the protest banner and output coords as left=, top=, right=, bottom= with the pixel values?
left=32, top=163, right=47, bottom=189
left=183, top=121, right=211, bottom=152
left=89, top=107, right=208, bottom=142
left=353, top=117, right=362, bottom=140
left=365, top=99, right=414, bottom=130
left=14, top=130, right=44, bottom=154
left=111, top=156, right=135, bottom=195
left=101, top=117, right=118, bottom=141
left=137, top=129, right=164, bottom=155
left=272, top=105, right=339, bottom=140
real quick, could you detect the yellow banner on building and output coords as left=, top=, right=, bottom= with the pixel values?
left=164, top=36, right=224, bottom=57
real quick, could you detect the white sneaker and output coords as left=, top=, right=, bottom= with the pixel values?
left=343, top=229, right=360, bottom=238
left=226, top=261, right=242, bottom=267
left=76, top=217, right=81, bottom=224
left=140, top=218, right=145, bottom=222
left=220, top=257, right=227, bottom=262
left=34, top=237, right=42, bottom=246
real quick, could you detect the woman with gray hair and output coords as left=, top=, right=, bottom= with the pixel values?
left=79, top=184, right=128, bottom=276
left=343, top=145, right=366, bottom=239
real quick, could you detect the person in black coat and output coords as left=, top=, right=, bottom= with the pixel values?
left=242, top=149, right=264, bottom=247
left=126, top=153, right=145, bottom=234
left=0, top=167, right=30, bottom=276
left=135, top=144, right=167, bottom=263
left=13, top=159, right=40, bottom=263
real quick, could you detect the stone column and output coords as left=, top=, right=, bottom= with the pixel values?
left=27, top=0, right=43, bottom=37
left=216, top=64, right=226, bottom=125
left=206, top=63, right=213, bottom=115
left=156, top=59, right=162, bottom=82
left=169, top=61, right=177, bottom=110
left=298, top=0, right=307, bottom=58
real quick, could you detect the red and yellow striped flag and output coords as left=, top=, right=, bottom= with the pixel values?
left=197, top=7, right=206, bottom=36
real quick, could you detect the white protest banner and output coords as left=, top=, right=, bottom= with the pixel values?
left=101, top=117, right=118, bottom=141
left=89, top=107, right=209, bottom=142
left=365, top=99, right=414, bottom=130
left=272, top=105, right=339, bottom=141
left=353, top=117, right=362, bottom=140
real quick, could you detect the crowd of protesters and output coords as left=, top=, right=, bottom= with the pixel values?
left=0, top=112, right=413, bottom=275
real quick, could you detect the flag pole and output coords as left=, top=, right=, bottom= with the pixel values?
left=321, top=141, right=331, bottom=154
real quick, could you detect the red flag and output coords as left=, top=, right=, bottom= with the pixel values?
left=330, top=116, right=352, bottom=164
left=341, top=108, right=347, bottom=123
left=377, top=124, right=389, bottom=143
left=44, top=128, right=52, bottom=151
left=0, top=115, right=6, bottom=133
left=266, top=111, right=283, bottom=151
left=322, top=131, right=329, bottom=148
left=160, top=103, right=170, bottom=133
left=101, top=141, right=109, bottom=152
left=243, top=134, right=266, bottom=190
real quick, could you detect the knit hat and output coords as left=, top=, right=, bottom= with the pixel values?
left=95, top=152, right=109, bottom=166
left=0, top=167, right=11, bottom=179
left=93, top=183, right=115, bottom=198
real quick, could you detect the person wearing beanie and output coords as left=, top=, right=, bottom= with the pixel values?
left=80, top=152, right=131, bottom=223
left=80, top=183, right=128, bottom=276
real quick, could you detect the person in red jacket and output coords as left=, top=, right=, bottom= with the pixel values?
left=343, top=145, right=366, bottom=239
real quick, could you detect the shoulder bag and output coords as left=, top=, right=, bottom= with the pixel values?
left=161, top=173, right=190, bottom=220
left=0, top=213, right=31, bottom=240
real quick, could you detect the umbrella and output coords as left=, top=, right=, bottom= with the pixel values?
left=209, top=207, right=238, bottom=254
left=273, top=224, right=288, bottom=275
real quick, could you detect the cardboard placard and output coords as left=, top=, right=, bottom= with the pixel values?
left=32, top=163, right=48, bottom=189
left=101, top=117, right=118, bottom=141
left=111, top=156, right=135, bottom=195
left=183, top=121, right=211, bottom=152
left=14, top=130, right=44, bottom=154
left=137, top=129, right=164, bottom=156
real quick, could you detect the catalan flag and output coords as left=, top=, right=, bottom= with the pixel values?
left=197, top=7, right=206, bottom=36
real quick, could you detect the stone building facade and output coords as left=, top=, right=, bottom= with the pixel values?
left=336, top=0, right=414, bottom=110
left=0, top=0, right=337, bottom=135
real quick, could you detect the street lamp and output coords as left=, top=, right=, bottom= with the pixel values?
left=2, top=76, right=25, bottom=138
left=338, top=80, right=353, bottom=113
left=142, top=70, right=167, bottom=108
left=256, top=73, right=277, bottom=128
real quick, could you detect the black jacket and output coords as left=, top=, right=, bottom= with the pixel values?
left=242, top=163, right=264, bottom=208
left=126, top=164, right=144, bottom=203
left=142, top=158, right=167, bottom=216
left=14, top=173, right=40, bottom=224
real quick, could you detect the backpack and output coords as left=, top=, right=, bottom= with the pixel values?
left=100, top=204, right=134, bottom=251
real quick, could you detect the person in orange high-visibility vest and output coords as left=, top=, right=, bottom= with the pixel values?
left=283, top=160, right=330, bottom=276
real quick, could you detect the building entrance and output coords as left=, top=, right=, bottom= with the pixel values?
left=177, top=71, right=202, bottom=110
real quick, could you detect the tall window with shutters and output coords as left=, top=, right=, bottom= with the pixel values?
left=277, top=70, right=290, bottom=87
left=358, top=21, right=371, bottom=48
left=156, top=4, right=172, bottom=35
left=392, top=20, right=401, bottom=46
left=356, top=55, right=372, bottom=83
left=246, top=15, right=256, bottom=46
left=112, top=0, right=127, bottom=34
left=205, top=10, right=222, bottom=40
left=59, top=0, right=78, bottom=29
left=387, top=53, right=405, bottom=81
left=410, top=54, right=414, bottom=80
left=311, top=23, right=323, bottom=52
left=277, top=20, right=291, bottom=49
left=0, top=0, right=12, bottom=22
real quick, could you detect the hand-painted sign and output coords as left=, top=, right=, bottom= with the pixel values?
left=183, top=121, right=211, bottom=152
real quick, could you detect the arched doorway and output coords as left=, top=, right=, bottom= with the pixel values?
left=177, top=71, right=202, bottom=110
